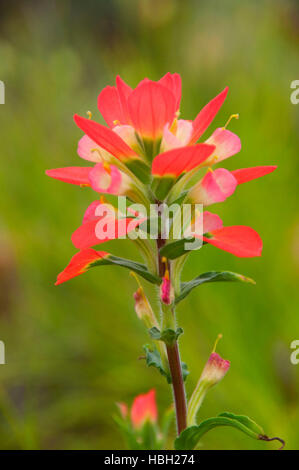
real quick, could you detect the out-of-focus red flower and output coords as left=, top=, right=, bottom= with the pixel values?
left=130, top=389, right=158, bottom=429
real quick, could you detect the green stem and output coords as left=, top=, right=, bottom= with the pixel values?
left=166, top=341, right=187, bottom=435
left=187, top=380, right=209, bottom=426
left=156, top=234, right=187, bottom=436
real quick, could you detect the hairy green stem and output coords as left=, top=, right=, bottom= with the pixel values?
left=166, top=341, right=187, bottom=435
left=187, top=380, right=209, bottom=426
left=157, top=232, right=187, bottom=436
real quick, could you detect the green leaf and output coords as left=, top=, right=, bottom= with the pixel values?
left=149, top=327, right=183, bottom=346
left=159, top=237, right=197, bottom=260
left=126, top=159, right=151, bottom=184
left=148, top=327, right=161, bottom=340
left=143, top=344, right=188, bottom=384
left=143, top=344, right=171, bottom=383
left=95, top=255, right=161, bottom=285
left=175, top=271, right=255, bottom=304
left=152, top=176, right=176, bottom=201
left=175, top=413, right=262, bottom=450
left=218, top=412, right=264, bottom=436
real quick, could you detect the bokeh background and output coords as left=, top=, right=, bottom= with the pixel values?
left=0, top=0, right=298, bottom=450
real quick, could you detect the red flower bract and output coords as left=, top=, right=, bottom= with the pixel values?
left=202, top=225, right=263, bottom=258
left=128, top=81, right=177, bottom=140
left=131, top=389, right=158, bottom=429
left=189, top=87, right=229, bottom=144
left=74, top=114, right=140, bottom=163
left=152, top=143, right=216, bottom=178
left=46, top=167, right=92, bottom=186
left=55, top=249, right=109, bottom=285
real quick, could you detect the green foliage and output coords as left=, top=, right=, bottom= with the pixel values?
left=175, top=271, right=255, bottom=304
left=152, top=177, right=175, bottom=201
left=98, top=255, right=161, bottom=284
left=143, top=342, right=189, bottom=383
left=159, top=237, right=197, bottom=259
left=149, top=326, right=184, bottom=346
left=114, top=414, right=162, bottom=450
left=143, top=344, right=171, bottom=383
left=126, top=159, right=151, bottom=184
left=175, top=412, right=264, bottom=450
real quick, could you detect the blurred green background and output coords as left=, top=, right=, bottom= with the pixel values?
left=0, top=0, right=298, bottom=450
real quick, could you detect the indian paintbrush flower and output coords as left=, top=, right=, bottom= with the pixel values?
left=131, top=389, right=158, bottom=430
left=46, top=73, right=282, bottom=449
left=115, top=389, right=173, bottom=451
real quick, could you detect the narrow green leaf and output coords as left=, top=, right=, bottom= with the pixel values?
left=175, top=414, right=261, bottom=450
left=175, top=271, right=255, bottom=304
left=96, top=255, right=161, bottom=285
left=218, top=412, right=265, bottom=436
left=159, top=237, right=197, bottom=260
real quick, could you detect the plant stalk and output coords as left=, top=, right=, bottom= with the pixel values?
left=156, top=224, right=187, bottom=436
left=166, top=341, right=187, bottom=435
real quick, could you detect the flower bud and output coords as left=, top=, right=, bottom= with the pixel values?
left=160, top=276, right=174, bottom=305
left=133, top=286, right=158, bottom=330
left=187, top=349, right=230, bottom=426
left=160, top=257, right=174, bottom=305
left=200, top=352, right=230, bottom=386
